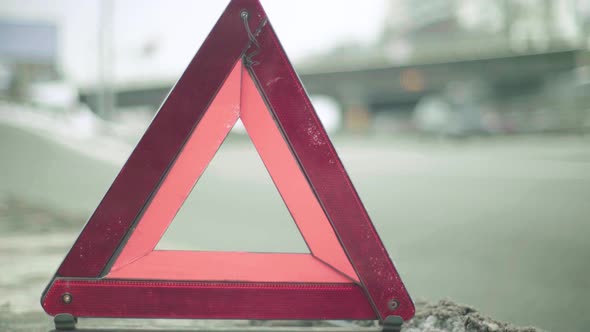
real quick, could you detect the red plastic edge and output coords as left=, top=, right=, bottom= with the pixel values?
left=248, top=23, right=415, bottom=321
left=42, top=279, right=376, bottom=320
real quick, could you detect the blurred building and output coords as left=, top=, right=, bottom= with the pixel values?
left=0, top=20, right=59, bottom=101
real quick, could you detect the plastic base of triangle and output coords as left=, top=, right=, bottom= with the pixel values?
left=43, top=279, right=376, bottom=320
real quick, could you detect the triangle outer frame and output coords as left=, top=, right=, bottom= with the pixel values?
left=41, top=0, right=414, bottom=322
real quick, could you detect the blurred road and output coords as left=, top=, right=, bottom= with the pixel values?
left=1, top=121, right=589, bottom=332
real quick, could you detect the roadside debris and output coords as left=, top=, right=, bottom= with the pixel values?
left=404, top=300, right=540, bottom=332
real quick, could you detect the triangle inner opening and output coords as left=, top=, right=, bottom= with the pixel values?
left=156, top=125, right=309, bottom=253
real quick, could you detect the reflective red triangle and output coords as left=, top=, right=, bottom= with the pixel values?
left=42, top=0, right=414, bottom=322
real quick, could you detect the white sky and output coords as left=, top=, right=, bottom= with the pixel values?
left=0, top=0, right=387, bottom=85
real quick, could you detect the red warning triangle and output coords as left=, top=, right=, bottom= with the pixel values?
left=42, top=0, right=414, bottom=322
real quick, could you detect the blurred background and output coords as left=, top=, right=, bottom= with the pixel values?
left=0, top=0, right=589, bottom=331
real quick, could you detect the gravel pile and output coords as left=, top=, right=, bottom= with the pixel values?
left=403, top=300, right=541, bottom=332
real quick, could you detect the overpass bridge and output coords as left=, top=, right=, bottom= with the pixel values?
left=80, top=48, right=585, bottom=133
left=299, top=49, right=580, bottom=109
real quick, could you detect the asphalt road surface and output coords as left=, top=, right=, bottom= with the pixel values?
left=1, top=122, right=589, bottom=331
